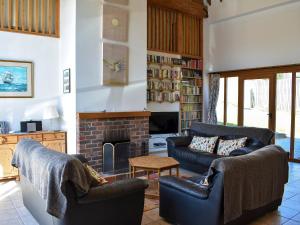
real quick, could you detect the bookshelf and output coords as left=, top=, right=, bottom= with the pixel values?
left=147, top=54, right=181, bottom=103
left=147, top=53, right=203, bottom=134
left=180, top=57, right=203, bottom=133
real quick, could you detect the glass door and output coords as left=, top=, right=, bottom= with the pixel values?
left=240, top=76, right=275, bottom=130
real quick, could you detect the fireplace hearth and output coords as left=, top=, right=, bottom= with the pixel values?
left=77, top=111, right=151, bottom=173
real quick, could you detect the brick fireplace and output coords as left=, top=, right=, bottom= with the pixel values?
left=77, top=111, right=151, bottom=172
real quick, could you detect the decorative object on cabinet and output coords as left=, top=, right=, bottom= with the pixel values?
left=103, top=43, right=129, bottom=86
left=0, top=122, right=9, bottom=134
left=20, top=121, right=43, bottom=133
left=105, top=0, right=129, bottom=6
left=0, top=60, right=33, bottom=98
left=43, top=105, right=60, bottom=131
left=0, top=131, right=67, bottom=180
left=103, top=4, right=129, bottom=42
left=63, top=69, right=71, bottom=93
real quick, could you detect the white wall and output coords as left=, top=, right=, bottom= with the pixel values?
left=58, top=0, right=77, bottom=153
left=205, top=0, right=300, bottom=72
left=0, top=32, right=60, bottom=131
left=76, top=0, right=147, bottom=112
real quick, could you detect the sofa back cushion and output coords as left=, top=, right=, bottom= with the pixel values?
left=190, top=122, right=274, bottom=146
left=217, top=137, right=247, bottom=156
left=189, top=136, right=218, bottom=153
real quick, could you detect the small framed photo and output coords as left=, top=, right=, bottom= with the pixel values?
left=0, top=60, right=33, bottom=98
left=63, top=69, right=71, bottom=93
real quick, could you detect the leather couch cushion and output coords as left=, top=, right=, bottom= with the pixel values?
left=171, top=147, right=222, bottom=168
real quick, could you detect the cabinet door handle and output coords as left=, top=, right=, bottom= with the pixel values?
left=0, top=137, right=7, bottom=144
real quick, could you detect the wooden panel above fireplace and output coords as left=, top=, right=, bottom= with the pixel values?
left=77, top=111, right=151, bottom=119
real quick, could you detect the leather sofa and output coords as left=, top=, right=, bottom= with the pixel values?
left=160, top=172, right=282, bottom=225
left=19, top=153, right=148, bottom=225
left=160, top=145, right=288, bottom=225
left=167, top=122, right=274, bottom=174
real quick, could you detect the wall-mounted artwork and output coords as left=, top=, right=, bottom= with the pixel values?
left=63, top=69, right=71, bottom=93
left=103, top=4, right=129, bottom=42
left=105, top=0, right=129, bottom=6
left=103, top=43, right=129, bottom=86
left=0, top=60, right=33, bottom=98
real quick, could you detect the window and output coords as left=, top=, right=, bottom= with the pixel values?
left=216, top=77, right=224, bottom=124
left=0, top=0, right=60, bottom=37
left=226, top=77, right=238, bottom=126
left=275, top=73, right=292, bottom=152
left=295, top=72, right=300, bottom=159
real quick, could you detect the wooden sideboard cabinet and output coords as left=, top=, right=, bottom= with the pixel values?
left=0, top=131, right=67, bottom=180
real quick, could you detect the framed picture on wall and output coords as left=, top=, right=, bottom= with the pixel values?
left=103, top=43, right=129, bottom=86
left=0, top=60, right=33, bottom=98
left=103, top=4, right=129, bottom=42
left=63, top=69, right=71, bottom=93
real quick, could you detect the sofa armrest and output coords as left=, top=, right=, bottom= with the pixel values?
left=78, top=178, right=148, bottom=204
left=159, top=176, right=209, bottom=200
left=166, top=136, right=192, bottom=149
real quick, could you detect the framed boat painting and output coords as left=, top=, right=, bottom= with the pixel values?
left=0, top=60, right=33, bottom=98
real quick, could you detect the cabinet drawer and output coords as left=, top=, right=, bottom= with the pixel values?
left=18, top=134, right=43, bottom=142
left=0, top=135, right=18, bottom=144
left=43, top=133, right=65, bottom=141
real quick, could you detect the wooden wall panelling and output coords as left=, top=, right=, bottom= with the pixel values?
left=0, top=0, right=59, bottom=37
left=35, top=0, right=39, bottom=32
left=8, top=0, right=12, bottom=29
left=0, top=0, right=4, bottom=29
left=148, top=0, right=204, bottom=18
left=15, top=0, right=19, bottom=30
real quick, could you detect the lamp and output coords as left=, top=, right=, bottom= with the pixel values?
left=43, top=105, right=59, bottom=131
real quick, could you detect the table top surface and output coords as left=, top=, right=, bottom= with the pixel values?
left=129, top=155, right=179, bottom=170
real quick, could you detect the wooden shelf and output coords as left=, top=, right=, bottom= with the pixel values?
left=77, top=111, right=151, bottom=119
left=147, top=62, right=182, bottom=67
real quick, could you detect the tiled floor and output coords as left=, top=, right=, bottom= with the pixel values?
left=1, top=162, right=300, bottom=225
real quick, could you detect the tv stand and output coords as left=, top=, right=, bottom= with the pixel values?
left=149, top=133, right=179, bottom=153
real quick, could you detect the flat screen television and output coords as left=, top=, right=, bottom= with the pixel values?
left=149, top=112, right=179, bottom=134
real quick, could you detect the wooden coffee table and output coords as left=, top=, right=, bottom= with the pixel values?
left=129, top=155, right=180, bottom=198
left=129, top=155, right=180, bottom=179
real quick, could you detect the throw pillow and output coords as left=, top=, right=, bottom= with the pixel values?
left=84, top=164, right=108, bottom=187
left=189, top=136, right=219, bottom=153
left=217, top=137, right=247, bottom=156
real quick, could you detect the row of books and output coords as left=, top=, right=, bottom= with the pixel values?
left=147, top=80, right=180, bottom=92
left=147, top=68, right=181, bottom=80
left=147, top=90, right=180, bottom=102
left=181, top=104, right=202, bottom=111
left=181, top=86, right=201, bottom=95
left=182, top=58, right=203, bottom=70
left=147, top=54, right=182, bottom=65
left=180, top=95, right=202, bottom=103
left=182, top=69, right=202, bottom=78
left=181, top=120, right=194, bottom=130
left=181, top=111, right=202, bottom=121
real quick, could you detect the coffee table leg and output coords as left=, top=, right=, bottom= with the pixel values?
left=176, top=166, right=179, bottom=177
left=133, top=167, right=136, bottom=178
left=157, top=169, right=161, bottom=191
left=169, top=168, right=172, bottom=176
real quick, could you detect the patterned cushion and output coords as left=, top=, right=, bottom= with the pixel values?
left=189, top=136, right=219, bottom=153
left=217, top=137, right=247, bottom=156
left=84, top=164, right=108, bottom=186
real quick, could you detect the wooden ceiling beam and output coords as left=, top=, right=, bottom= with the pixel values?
left=148, top=0, right=205, bottom=18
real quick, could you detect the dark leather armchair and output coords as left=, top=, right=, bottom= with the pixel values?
left=20, top=154, right=148, bottom=225
left=160, top=173, right=224, bottom=225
